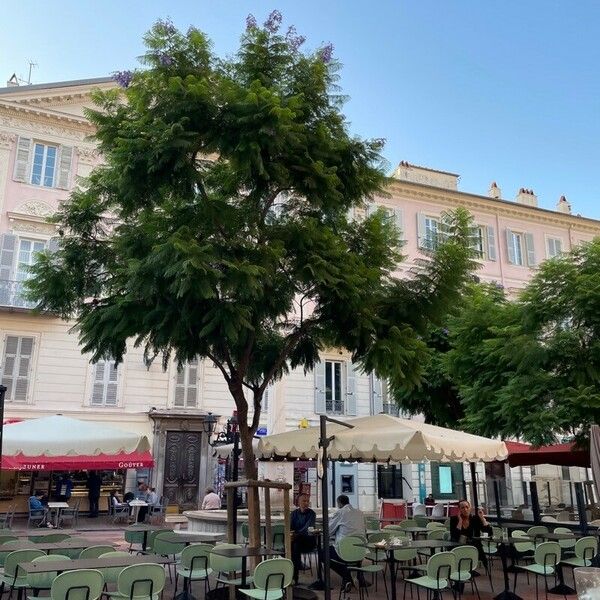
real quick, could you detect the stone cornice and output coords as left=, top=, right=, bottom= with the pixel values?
left=385, top=179, right=600, bottom=233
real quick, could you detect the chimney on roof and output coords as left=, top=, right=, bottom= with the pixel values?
left=6, top=73, right=19, bottom=87
left=556, top=195, right=572, bottom=214
left=488, top=181, right=501, bottom=199
left=515, top=187, right=538, bottom=207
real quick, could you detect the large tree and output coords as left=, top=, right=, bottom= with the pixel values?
left=28, top=14, right=475, bottom=498
left=448, top=241, right=600, bottom=445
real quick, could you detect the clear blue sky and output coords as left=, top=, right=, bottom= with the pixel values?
left=3, top=1, right=600, bottom=217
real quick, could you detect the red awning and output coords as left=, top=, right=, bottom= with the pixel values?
left=505, top=440, right=589, bottom=468
left=0, top=450, right=154, bottom=471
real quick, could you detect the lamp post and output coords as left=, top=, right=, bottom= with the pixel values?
left=0, top=385, right=6, bottom=471
left=203, top=411, right=242, bottom=541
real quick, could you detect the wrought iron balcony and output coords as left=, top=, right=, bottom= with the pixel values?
left=0, top=279, right=37, bottom=310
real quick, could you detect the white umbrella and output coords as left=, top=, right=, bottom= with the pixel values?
left=257, top=413, right=507, bottom=463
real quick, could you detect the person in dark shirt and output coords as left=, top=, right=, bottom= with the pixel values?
left=290, top=493, right=317, bottom=584
left=87, top=471, right=102, bottom=518
left=56, top=474, right=73, bottom=501
left=449, top=499, right=493, bottom=566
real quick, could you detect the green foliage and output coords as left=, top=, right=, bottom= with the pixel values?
left=447, top=240, right=600, bottom=444
left=27, top=14, right=475, bottom=465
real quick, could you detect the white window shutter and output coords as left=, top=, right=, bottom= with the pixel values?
left=371, top=373, right=383, bottom=415
left=314, top=361, right=326, bottom=414
left=174, top=367, right=186, bottom=407
left=506, top=229, right=516, bottom=264
left=263, top=385, right=272, bottom=411
left=1, top=335, right=18, bottom=400
left=91, top=362, right=106, bottom=405
left=0, top=234, right=17, bottom=281
left=13, top=137, right=32, bottom=182
left=345, top=361, right=357, bottom=416
left=186, top=360, right=198, bottom=407
left=525, top=233, right=536, bottom=266
left=556, top=239, right=563, bottom=255
left=417, top=213, right=426, bottom=248
left=14, top=337, right=33, bottom=403
left=57, top=146, right=73, bottom=189
left=486, top=226, right=497, bottom=261
left=47, top=237, right=60, bottom=254
left=394, top=208, right=404, bottom=240
left=105, top=362, right=119, bottom=405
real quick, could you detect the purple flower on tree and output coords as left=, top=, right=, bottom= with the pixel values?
left=246, top=14, right=257, bottom=30
left=156, top=17, right=177, bottom=36
left=113, top=70, right=133, bottom=88
left=286, top=25, right=306, bottom=51
left=319, top=43, right=334, bottom=64
left=158, top=52, right=174, bottom=66
left=264, top=9, right=282, bottom=33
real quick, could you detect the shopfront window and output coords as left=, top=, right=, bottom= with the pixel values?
left=377, top=465, right=404, bottom=499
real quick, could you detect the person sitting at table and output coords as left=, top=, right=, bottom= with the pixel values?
left=30, top=491, right=52, bottom=528
left=109, top=490, right=129, bottom=511
left=449, top=498, right=492, bottom=566
left=327, top=494, right=367, bottom=592
left=201, top=487, right=222, bottom=510
left=290, top=493, right=317, bottom=584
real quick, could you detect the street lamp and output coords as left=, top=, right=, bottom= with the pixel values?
left=0, top=385, right=6, bottom=471
left=203, top=411, right=242, bottom=542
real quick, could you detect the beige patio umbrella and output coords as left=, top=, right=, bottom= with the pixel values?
left=256, top=413, right=508, bottom=462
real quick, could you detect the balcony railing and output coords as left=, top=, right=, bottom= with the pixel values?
left=0, top=279, right=36, bottom=309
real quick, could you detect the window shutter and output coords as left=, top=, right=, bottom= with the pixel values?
left=13, top=336, right=33, bottom=403
left=91, top=362, right=106, bottom=405
left=105, top=362, right=119, bottom=405
left=174, top=366, right=186, bottom=407
left=371, top=373, right=383, bottom=415
left=555, top=239, right=563, bottom=255
left=346, top=361, right=357, bottom=416
left=365, top=203, right=374, bottom=218
left=1, top=335, right=19, bottom=400
left=0, top=233, right=17, bottom=281
left=417, top=213, right=426, bottom=248
left=13, top=137, right=32, bottom=182
left=56, top=146, right=73, bottom=189
left=46, top=237, right=60, bottom=254
left=486, top=226, right=497, bottom=261
left=314, top=361, right=326, bottom=414
left=506, top=229, right=516, bottom=264
left=263, top=385, right=272, bottom=411
left=186, top=360, right=198, bottom=407
left=394, top=208, right=404, bottom=240
left=524, top=233, right=536, bottom=266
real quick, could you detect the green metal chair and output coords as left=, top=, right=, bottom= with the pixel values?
left=397, top=520, right=418, bottom=530
left=390, top=546, right=419, bottom=580
left=425, top=522, right=445, bottom=530
left=210, top=543, right=254, bottom=588
left=271, top=524, right=285, bottom=552
left=450, top=545, right=481, bottom=600
left=98, top=551, right=131, bottom=587
left=26, top=554, right=71, bottom=596
left=0, top=540, right=21, bottom=567
left=526, top=526, right=550, bottom=542
left=108, top=563, right=166, bottom=600
left=239, top=558, right=294, bottom=600
left=175, top=543, right=213, bottom=598
left=404, top=551, right=456, bottom=599
left=152, top=531, right=185, bottom=582
left=79, top=545, right=117, bottom=559
left=414, top=516, right=428, bottom=528
left=240, top=522, right=250, bottom=545
left=50, top=569, right=104, bottom=600
left=124, top=529, right=145, bottom=553
left=28, top=533, right=71, bottom=543
left=481, top=526, right=502, bottom=592
left=365, top=532, right=391, bottom=566
left=335, top=536, right=386, bottom=600
left=514, top=541, right=561, bottom=600
left=553, top=527, right=576, bottom=555
left=365, top=517, right=380, bottom=531
left=0, top=535, right=17, bottom=545
left=560, top=536, right=598, bottom=590
left=142, top=528, right=173, bottom=554
left=0, top=549, right=45, bottom=597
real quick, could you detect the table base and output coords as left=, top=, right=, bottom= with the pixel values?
left=548, top=582, right=576, bottom=595
left=494, top=592, right=523, bottom=600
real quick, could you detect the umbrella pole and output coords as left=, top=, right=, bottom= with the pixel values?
left=469, top=462, right=479, bottom=510
left=0, top=385, right=6, bottom=471
left=319, top=415, right=331, bottom=600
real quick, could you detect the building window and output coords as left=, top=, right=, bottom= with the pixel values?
left=325, top=360, right=343, bottom=414
left=471, top=226, right=485, bottom=258
left=507, top=229, right=536, bottom=266
left=431, top=462, right=463, bottom=499
left=547, top=237, right=563, bottom=258
left=1, top=335, right=35, bottom=403
left=31, top=143, right=58, bottom=187
left=377, top=465, right=404, bottom=498
left=423, top=216, right=439, bottom=250
left=16, top=239, right=46, bottom=281
left=174, top=358, right=198, bottom=408
left=91, top=359, right=119, bottom=406
left=381, top=380, right=399, bottom=416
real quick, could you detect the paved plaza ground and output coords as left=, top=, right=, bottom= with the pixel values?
left=7, top=517, right=579, bottom=600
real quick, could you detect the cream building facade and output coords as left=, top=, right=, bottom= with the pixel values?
left=0, top=78, right=595, bottom=513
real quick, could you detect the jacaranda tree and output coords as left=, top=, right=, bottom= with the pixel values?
left=28, top=14, right=476, bottom=523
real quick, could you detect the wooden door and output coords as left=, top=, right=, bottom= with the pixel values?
left=163, top=431, right=202, bottom=510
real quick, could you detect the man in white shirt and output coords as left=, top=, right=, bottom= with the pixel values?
left=327, top=495, right=366, bottom=590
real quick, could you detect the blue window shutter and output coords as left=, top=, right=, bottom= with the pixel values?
left=314, top=361, right=326, bottom=414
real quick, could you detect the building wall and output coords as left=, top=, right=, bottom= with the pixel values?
left=0, top=80, right=597, bottom=512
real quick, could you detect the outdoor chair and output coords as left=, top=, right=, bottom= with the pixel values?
left=271, top=524, right=285, bottom=552
left=151, top=531, right=186, bottom=582
left=50, top=569, right=104, bottom=600
left=26, top=554, right=71, bottom=597
left=431, top=503, right=446, bottom=518
left=149, top=499, right=168, bottom=524
left=241, top=522, right=250, bottom=545
left=364, top=532, right=391, bottom=591
left=124, top=529, right=145, bottom=553
left=112, top=503, right=130, bottom=524
left=560, top=536, right=598, bottom=590
left=0, top=534, right=17, bottom=545
left=333, top=535, right=387, bottom=600
left=210, top=543, right=254, bottom=588
left=481, top=526, right=502, bottom=591
left=29, top=533, right=71, bottom=543
left=396, top=519, right=418, bottom=530
left=365, top=517, right=380, bottom=531
left=0, top=540, right=20, bottom=568
left=404, top=550, right=456, bottom=600
left=527, top=526, right=550, bottom=541
left=553, top=527, right=576, bottom=556
left=27, top=505, right=48, bottom=529
left=108, top=563, right=166, bottom=600
left=450, top=545, right=481, bottom=600
left=425, top=521, right=445, bottom=530
left=79, top=545, right=117, bottom=559
left=556, top=510, right=572, bottom=521
left=390, top=546, right=419, bottom=580
left=139, top=528, right=172, bottom=555
left=59, top=498, right=81, bottom=528
left=513, top=541, right=561, bottom=600
left=412, top=503, right=427, bottom=517
left=175, top=543, right=213, bottom=598
left=0, top=506, right=15, bottom=530
left=0, top=548, right=45, bottom=598
left=98, top=551, right=131, bottom=588
left=239, top=558, right=294, bottom=600
left=414, top=516, right=428, bottom=528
